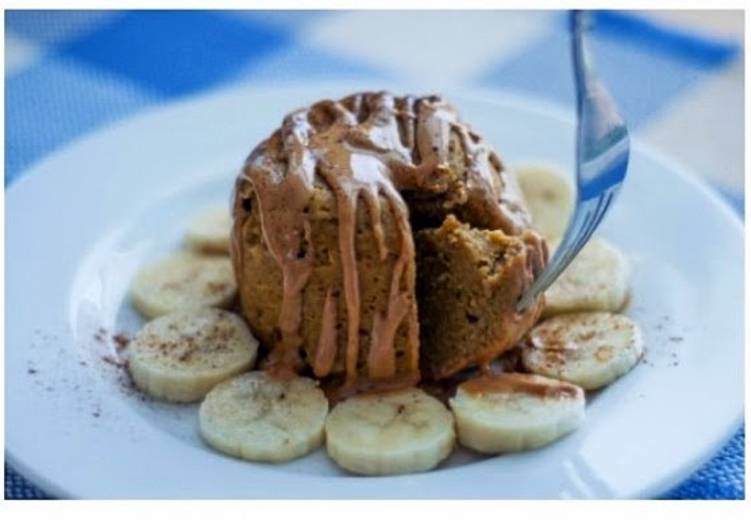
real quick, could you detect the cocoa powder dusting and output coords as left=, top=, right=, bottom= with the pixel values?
left=113, top=333, right=130, bottom=353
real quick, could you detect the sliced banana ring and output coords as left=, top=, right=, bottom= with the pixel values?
left=128, top=308, right=258, bottom=402
left=325, top=388, right=455, bottom=475
left=522, top=312, right=644, bottom=390
left=199, top=372, right=328, bottom=463
left=543, top=238, right=630, bottom=317
left=449, top=372, right=585, bottom=454
left=185, top=206, right=232, bottom=254
left=515, top=164, right=574, bottom=239
left=130, top=252, right=237, bottom=319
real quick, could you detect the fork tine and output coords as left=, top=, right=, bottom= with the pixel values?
left=563, top=210, right=594, bottom=263
left=567, top=186, right=613, bottom=260
left=560, top=196, right=601, bottom=263
left=516, top=10, right=629, bottom=312
left=589, top=188, right=615, bottom=228
left=574, top=190, right=613, bottom=251
left=581, top=195, right=606, bottom=239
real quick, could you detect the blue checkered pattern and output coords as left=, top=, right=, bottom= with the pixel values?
left=5, top=10, right=744, bottom=499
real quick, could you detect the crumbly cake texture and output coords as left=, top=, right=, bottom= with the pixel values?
left=231, top=91, right=547, bottom=396
left=416, top=215, right=545, bottom=379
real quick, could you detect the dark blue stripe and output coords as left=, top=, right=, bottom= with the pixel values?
left=714, top=186, right=745, bottom=219
left=590, top=10, right=740, bottom=68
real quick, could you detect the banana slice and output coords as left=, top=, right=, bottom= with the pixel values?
left=128, top=308, right=258, bottom=402
left=543, top=238, right=629, bottom=317
left=450, top=373, right=585, bottom=454
left=130, top=252, right=237, bottom=319
left=199, top=372, right=328, bottom=463
left=515, top=164, right=574, bottom=239
left=185, top=206, right=232, bottom=254
left=521, top=312, right=643, bottom=390
left=325, top=388, right=455, bottom=475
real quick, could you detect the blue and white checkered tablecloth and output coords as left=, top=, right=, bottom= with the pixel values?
left=4, top=10, right=744, bottom=499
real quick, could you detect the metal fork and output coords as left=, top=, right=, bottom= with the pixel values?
left=517, top=10, right=630, bottom=311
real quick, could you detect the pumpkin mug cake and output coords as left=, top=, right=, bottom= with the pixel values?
left=125, top=91, right=642, bottom=475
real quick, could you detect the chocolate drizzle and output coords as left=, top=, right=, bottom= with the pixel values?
left=232, top=92, right=532, bottom=395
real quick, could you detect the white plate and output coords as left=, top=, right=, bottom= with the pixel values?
left=6, top=82, right=743, bottom=499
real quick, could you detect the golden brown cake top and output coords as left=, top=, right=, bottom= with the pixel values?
left=231, top=91, right=534, bottom=392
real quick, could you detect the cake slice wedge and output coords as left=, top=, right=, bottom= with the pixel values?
left=415, top=215, right=546, bottom=379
